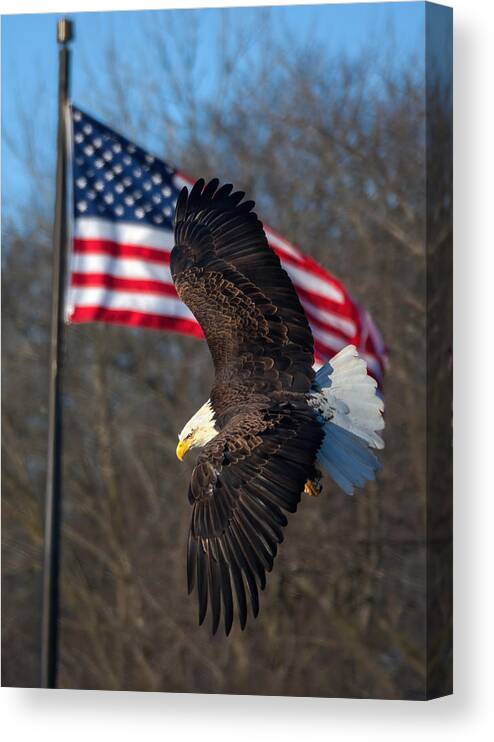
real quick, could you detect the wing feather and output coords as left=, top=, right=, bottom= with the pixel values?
left=171, top=178, right=315, bottom=394
left=197, top=543, right=208, bottom=626
left=185, top=408, right=323, bottom=634
left=226, top=528, right=259, bottom=619
left=173, top=180, right=325, bottom=633
left=207, top=548, right=221, bottom=635
left=186, top=529, right=197, bottom=594
left=223, top=535, right=248, bottom=629
left=218, top=548, right=234, bottom=636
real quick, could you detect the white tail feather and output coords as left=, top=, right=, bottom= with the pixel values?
left=310, top=345, right=385, bottom=495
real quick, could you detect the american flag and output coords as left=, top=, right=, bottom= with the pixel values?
left=67, top=106, right=387, bottom=384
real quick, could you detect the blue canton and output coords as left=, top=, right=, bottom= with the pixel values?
left=71, top=106, right=179, bottom=228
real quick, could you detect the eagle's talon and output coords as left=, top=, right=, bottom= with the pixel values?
left=304, top=477, right=322, bottom=497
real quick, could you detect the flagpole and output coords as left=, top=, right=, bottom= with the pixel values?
left=41, top=17, right=73, bottom=690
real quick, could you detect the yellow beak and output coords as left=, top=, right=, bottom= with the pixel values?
left=176, top=439, right=191, bottom=461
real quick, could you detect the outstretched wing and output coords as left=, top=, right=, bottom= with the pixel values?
left=186, top=403, right=323, bottom=635
left=171, top=178, right=316, bottom=405
left=172, top=179, right=324, bottom=633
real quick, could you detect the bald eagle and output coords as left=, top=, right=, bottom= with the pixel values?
left=171, top=178, right=384, bottom=635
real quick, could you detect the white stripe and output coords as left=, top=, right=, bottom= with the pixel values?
left=311, top=325, right=349, bottom=351
left=299, top=298, right=355, bottom=337
left=70, top=286, right=195, bottom=319
left=71, top=252, right=357, bottom=343
left=71, top=252, right=172, bottom=283
left=71, top=254, right=353, bottom=335
left=74, top=219, right=345, bottom=304
left=281, top=262, right=344, bottom=303
left=71, top=253, right=351, bottom=335
left=264, top=227, right=302, bottom=260
left=74, top=217, right=174, bottom=251
left=265, top=231, right=347, bottom=305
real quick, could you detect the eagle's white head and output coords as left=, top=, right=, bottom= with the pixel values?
left=176, top=399, right=218, bottom=461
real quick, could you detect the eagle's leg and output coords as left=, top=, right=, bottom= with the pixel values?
left=304, top=469, right=323, bottom=497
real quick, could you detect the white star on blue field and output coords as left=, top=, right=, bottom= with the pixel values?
left=72, top=107, right=179, bottom=228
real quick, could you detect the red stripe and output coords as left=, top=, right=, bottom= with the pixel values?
left=73, top=237, right=351, bottom=314
left=273, top=245, right=346, bottom=292
left=71, top=273, right=354, bottom=346
left=71, top=272, right=355, bottom=345
left=71, top=245, right=358, bottom=342
left=294, top=284, right=357, bottom=322
left=174, top=170, right=194, bottom=187
left=69, top=306, right=204, bottom=337
left=313, top=337, right=346, bottom=361
left=265, top=226, right=334, bottom=286
left=70, top=236, right=384, bottom=381
left=70, top=273, right=353, bottom=342
left=74, top=238, right=347, bottom=303
left=71, top=272, right=178, bottom=297
left=73, top=237, right=171, bottom=264
left=265, top=224, right=302, bottom=257
left=303, top=307, right=354, bottom=344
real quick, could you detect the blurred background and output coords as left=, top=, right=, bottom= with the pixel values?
left=1, top=3, right=452, bottom=698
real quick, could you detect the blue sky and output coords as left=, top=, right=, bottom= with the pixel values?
left=2, top=2, right=426, bottom=223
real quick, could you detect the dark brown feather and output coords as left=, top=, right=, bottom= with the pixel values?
left=172, top=179, right=324, bottom=634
